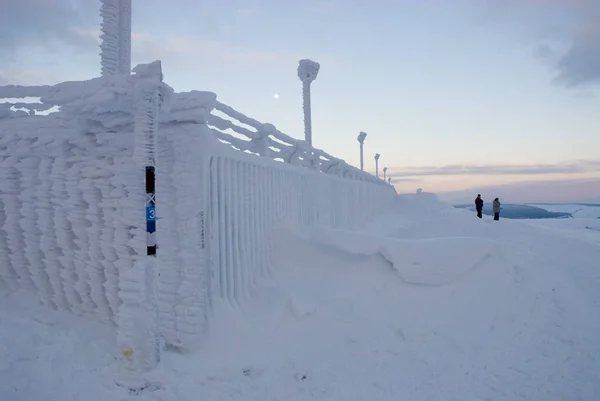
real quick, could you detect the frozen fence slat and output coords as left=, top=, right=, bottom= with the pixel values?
left=206, top=114, right=260, bottom=140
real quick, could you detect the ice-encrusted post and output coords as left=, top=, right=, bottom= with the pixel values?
left=297, top=59, right=320, bottom=145
left=146, top=165, right=156, bottom=256
left=115, top=61, right=163, bottom=392
left=383, top=167, right=388, bottom=181
left=100, top=0, right=132, bottom=76
left=357, top=132, right=367, bottom=171
left=375, top=153, right=380, bottom=178
left=388, top=177, right=392, bottom=184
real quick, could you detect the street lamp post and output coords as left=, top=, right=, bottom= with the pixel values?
left=357, top=132, right=367, bottom=171
left=375, top=153, right=380, bottom=178
left=383, top=167, right=388, bottom=181
left=100, top=0, right=132, bottom=76
left=297, top=59, right=320, bottom=145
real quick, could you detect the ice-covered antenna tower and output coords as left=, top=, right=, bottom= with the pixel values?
left=297, top=59, right=320, bottom=145
left=383, top=167, right=388, bottom=181
left=374, top=153, right=380, bottom=178
left=357, top=132, right=367, bottom=171
left=100, top=0, right=132, bottom=75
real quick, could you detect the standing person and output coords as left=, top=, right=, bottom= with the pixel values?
left=493, top=198, right=501, bottom=221
left=475, top=194, right=484, bottom=219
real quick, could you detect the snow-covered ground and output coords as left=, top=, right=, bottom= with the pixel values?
left=525, top=204, right=600, bottom=246
left=1, top=193, right=600, bottom=401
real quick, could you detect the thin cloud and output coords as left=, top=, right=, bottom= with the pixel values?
left=554, top=18, right=600, bottom=87
left=438, top=177, right=600, bottom=204
left=0, top=0, right=98, bottom=53
left=236, top=8, right=254, bottom=16
left=388, top=160, right=600, bottom=177
left=0, top=69, right=55, bottom=86
left=130, top=32, right=345, bottom=72
left=312, top=1, right=337, bottom=13
left=0, top=28, right=341, bottom=85
left=389, top=177, right=422, bottom=183
left=479, top=0, right=600, bottom=88
left=131, top=33, right=290, bottom=68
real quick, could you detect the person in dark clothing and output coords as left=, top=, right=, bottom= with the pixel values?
left=493, top=198, right=501, bottom=221
left=475, top=194, right=483, bottom=218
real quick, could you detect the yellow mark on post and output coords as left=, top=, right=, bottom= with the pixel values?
left=122, top=347, right=133, bottom=360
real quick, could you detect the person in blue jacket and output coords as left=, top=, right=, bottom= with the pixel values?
left=475, top=194, right=483, bottom=219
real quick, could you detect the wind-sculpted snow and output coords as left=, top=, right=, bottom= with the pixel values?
left=0, top=119, right=136, bottom=322
left=0, top=60, right=396, bottom=353
left=0, top=63, right=169, bottom=329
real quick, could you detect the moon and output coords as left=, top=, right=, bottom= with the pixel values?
left=273, top=93, right=280, bottom=99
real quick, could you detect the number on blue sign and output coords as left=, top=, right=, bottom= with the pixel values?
left=146, top=206, right=156, bottom=221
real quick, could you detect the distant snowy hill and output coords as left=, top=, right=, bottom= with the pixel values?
left=529, top=203, right=600, bottom=219
left=454, top=203, right=571, bottom=219
left=454, top=202, right=600, bottom=220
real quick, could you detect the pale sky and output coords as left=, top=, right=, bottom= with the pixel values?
left=1, top=0, right=599, bottom=202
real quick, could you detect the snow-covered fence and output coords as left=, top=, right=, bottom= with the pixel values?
left=207, top=100, right=383, bottom=182
left=0, top=62, right=169, bottom=329
left=0, top=62, right=396, bottom=352
left=154, top=91, right=396, bottom=348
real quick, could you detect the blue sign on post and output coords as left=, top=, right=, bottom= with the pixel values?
left=146, top=205, right=156, bottom=222
left=146, top=166, right=157, bottom=256
left=146, top=205, right=156, bottom=233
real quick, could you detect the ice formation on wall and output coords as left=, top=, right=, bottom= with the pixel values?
left=100, top=0, right=132, bottom=76
left=0, top=58, right=395, bottom=354
left=0, top=63, right=170, bottom=328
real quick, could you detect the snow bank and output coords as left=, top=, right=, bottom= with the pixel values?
left=297, top=228, right=495, bottom=287
left=5, top=196, right=597, bottom=400
left=283, top=192, right=497, bottom=288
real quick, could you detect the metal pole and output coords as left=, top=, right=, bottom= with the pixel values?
left=360, top=143, right=364, bottom=171
left=100, top=0, right=132, bottom=76
left=357, top=132, right=367, bottom=171
left=302, top=81, right=312, bottom=145
left=298, top=59, right=320, bottom=145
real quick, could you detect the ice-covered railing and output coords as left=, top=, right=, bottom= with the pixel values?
left=198, top=96, right=386, bottom=184
left=153, top=89, right=397, bottom=350
left=0, top=65, right=171, bottom=128
left=0, top=76, right=131, bottom=119
left=0, top=62, right=170, bottom=329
